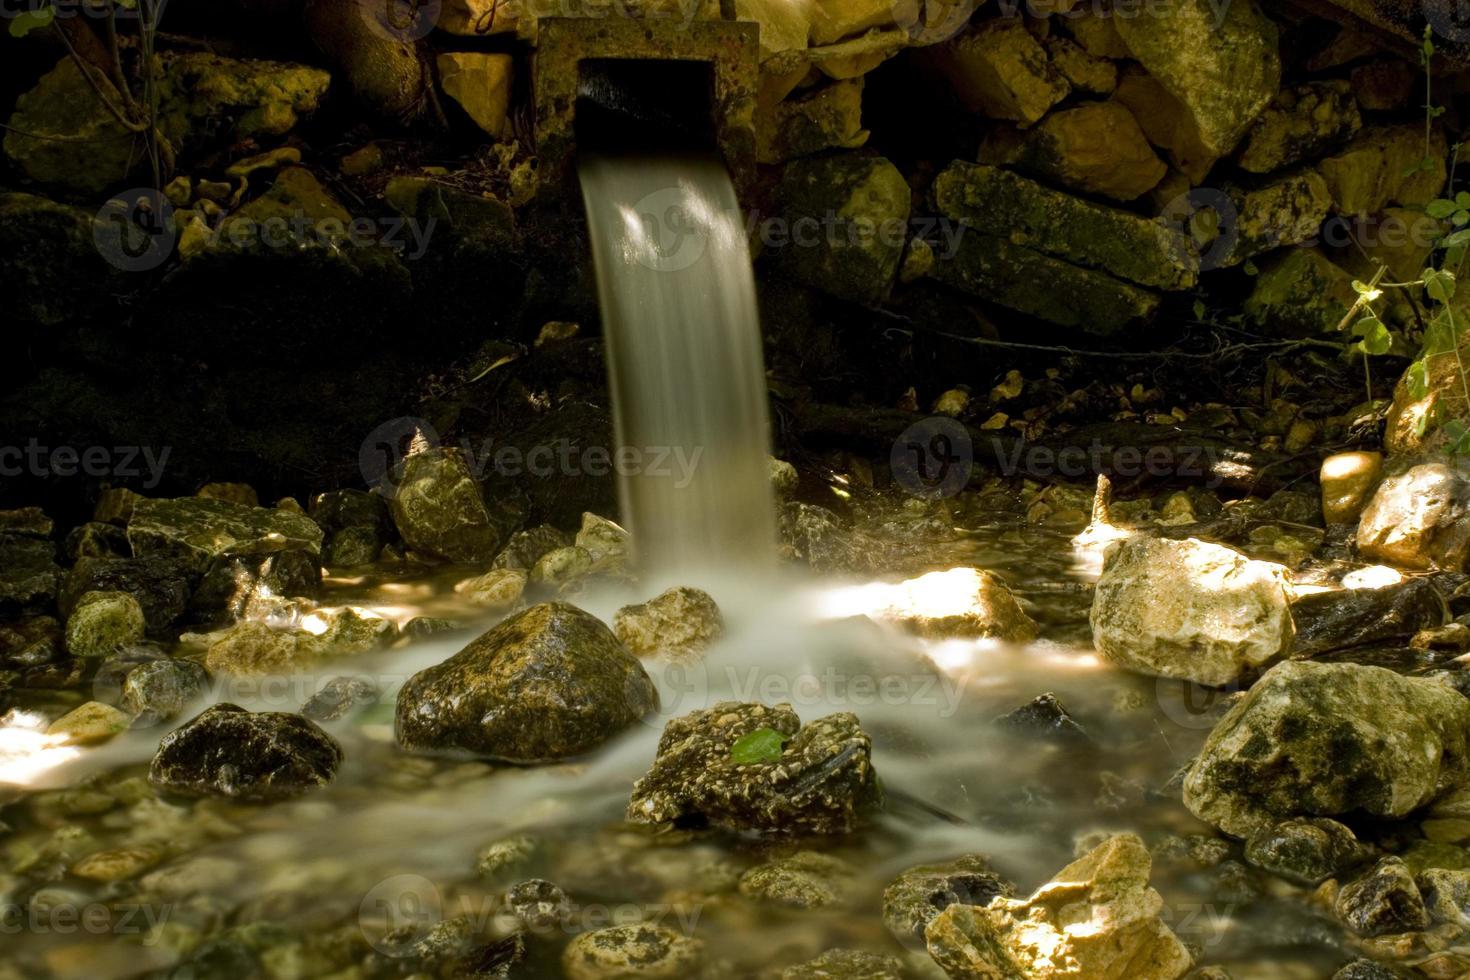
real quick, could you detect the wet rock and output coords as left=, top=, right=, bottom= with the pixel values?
left=1333, top=959, right=1414, bottom=980
left=61, top=555, right=194, bottom=632
left=1418, top=867, right=1470, bottom=926
left=575, top=513, right=630, bottom=569
left=774, top=155, right=911, bottom=304
left=0, top=616, right=61, bottom=669
left=1243, top=247, right=1359, bottom=338
left=1290, top=578, right=1444, bottom=658
left=932, top=162, right=1195, bottom=290
left=476, top=834, right=545, bottom=882
left=455, top=568, right=528, bottom=610
left=121, top=659, right=208, bottom=727
left=64, top=522, right=129, bottom=561
left=1243, top=818, right=1373, bottom=886
left=1183, top=661, right=1470, bottom=838
left=1237, top=81, right=1362, bottom=173
left=387, top=448, right=506, bottom=563
left=1113, top=0, right=1281, bottom=157
left=202, top=608, right=393, bottom=677
left=627, top=701, right=881, bottom=835
left=1217, top=172, right=1334, bottom=267
left=926, top=19, right=1069, bottom=126
left=65, top=591, right=146, bottom=658
left=983, top=101, right=1167, bottom=203
left=396, top=602, right=656, bottom=761
left=1319, top=125, right=1448, bottom=218
left=529, top=546, right=593, bottom=586
left=310, top=490, right=391, bottom=567
left=127, top=497, right=323, bottom=577
left=769, top=458, right=799, bottom=498
left=1, top=192, right=116, bottom=326
left=780, top=949, right=904, bottom=979
left=190, top=550, right=321, bottom=625
left=437, top=52, right=512, bottom=137
left=47, top=702, right=132, bottom=745
left=757, top=78, right=868, bottom=165
left=1358, top=458, right=1470, bottom=571
left=149, top=703, right=343, bottom=801
left=562, top=924, right=703, bottom=980
left=882, top=854, right=1012, bottom=949
left=925, top=833, right=1192, bottom=980
left=1091, top=536, right=1294, bottom=687
left=739, top=851, right=857, bottom=909
left=492, top=525, right=572, bottom=571
left=505, top=878, right=570, bottom=932
left=1322, top=452, right=1384, bottom=526
left=0, top=534, right=62, bottom=610
left=613, top=587, right=724, bottom=661
left=994, top=693, right=1090, bottom=744
left=300, top=677, right=380, bottom=722
left=1335, top=857, right=1429, bottom=937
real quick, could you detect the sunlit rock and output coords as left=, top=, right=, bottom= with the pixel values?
left=1244, top=818, right=1374, bottom=886
left=575, top=513, right=631, bottom=569
left=190, top=549, right=321, bottom=626
left=454, top=568, right=528, bottom=610
left=46, top=702, right=132, bottom=746
left=924, top=20, right=1069, bottom=127
left=1184, top=661, right=1470, bottom=838
left=864, top=567, right=1038, bottom=642
left=437, top=53, right=512, bottom=138
left=1335, top=858, right=1429, bottom=938
left=1112, top=0, right=1280, bottom=157
left=149, top=703, right=342, bottom=801
left=1387, top=334, right=1470, bottom=456
left=396, top=602, right=657, bottom=762
left=883, top=854, right=1013, bottom=949
left=627, top=701, right=881, bottom=835
left=924, top=833, right=1192, bottom=980
left=982, top=102, right=1167, bottom=203
left=562, top=924, right=703, bottom=980
left=201, top=608, right=393, bottom=677
left=1319, top=124, right=1448, bottom=218
left=387, top=447, right=505, bottom=564
left=1357, top=458, right=1470, bottom=571
left=64, top=592, right=145, bottom=659
left=1321, top=451, right=1384, bottom=525
left=1237, top=81, right=1362, bottom=173
left=127, top=496, right=323, bottom=576
left=614, top=587, right=724, bottom=661
left=1090, top=537, right=1293, bottom=687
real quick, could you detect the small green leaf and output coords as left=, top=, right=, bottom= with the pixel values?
left=1192, top=300, right=1207, bottom=320
left=1456, top=211, right=1470, bottom=226
left=8, top=6, right=55, bottom=37
left=730, top=728, right=790, bottom=764
left=1428, top=199, right=1459, bottom=219
left=1446, top=420, right=1470, bottom=454
left=1408, top=357, right=1431, bottom=400
left=1243, top=259, right=1259, bottom=276
left=1352, top=316, right=1392, bottom=355
left=1456, top=192, right=1470, bottom=208
left=1442, top=229, right=1470, bottom=248
left=1425, top=267, right=1458, bottom=303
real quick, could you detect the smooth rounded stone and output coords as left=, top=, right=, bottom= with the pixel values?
left=627, top=701, right=881, bottom=836
left=454, top=568, right=528, bottom=610
left=121, top=659, right=209, bottom=727
left=531, top=546, right=593, bottom=586
left=780, top=949, right=904, bottom=979
left=882, top=854, right=1013, bottom=948
left=61, top=555, right=194, bottom=632
left=1335, top=858, right=1429, bottom=938
left=492, top=525, right=572, bottom=571
left=0, top=615, right=61, bottom=668
left=1321, top=452, right=1383, bottom=526
left=769, top=457, right=799, bottom=498
left=873, top=567, right=1038, bottom=642
left=574, top=513, right=631, bottom=568
left=1091, top=536, right=1293, bottom=686
left=300, top=676, right=380, bottom=722
left=1243, top=818, right=1374, bottom=886
left=1358, top=459, right=1470, bottom=571
left=1417, top=868, right=1470, bottom=926
left=613, top=587, right=724, bottom=661
left=395, top=602, right=657, bottom=762
left=738, top=851, right=858, bottom=909
left=70, top=844, right=163, bottom=883
left=140, top=856, right=243, bottom=899
left=387, top=447, right=506, bottom=563
left=925, top=834, right=1191, bottom=980
left=993, top=693, right=1091, bottom=744
left=1289, top=579, right=1444, bottom=660
left=505, top=878, right=571, bottom=931
left=149, top=703, right=343, bottom=802
left=127, top=495, right=324, bottom=576
left=65, top=591, right=146, bottom=658
left=1184, top=661, right=1470, bottom=839
left=46, top=701, right=132, bottom=744
left=562, top=924, right=703, bottom=980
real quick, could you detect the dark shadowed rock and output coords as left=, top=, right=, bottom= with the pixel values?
left=492, top=525, right=572, bottom=571
left=1244, top=818, right=1374, bottom=886
left=0, top=616, right=61, bottom=668
left=1334, top=857, right=1429, bottom=937
left=120, top=659, right=209, bottom=727
left=627, top=701, right=882, bottom=835
left=994, top=693, right=1091, bottom=744
left=61, top=555, right=195, bottom=632
left=301, top=677, right=380, bottom=722
left=1290, top=579, right=1445, bottom=658
left=311, top=489, right=393, bottom=567
left=149, top=703, right=343, bottom=801
left=395, top=602, right=657, bottom=762
left=190, top=550, right=321, bottom=625
left=882, top=854, right=1014, bottom=949
left=0, top=534, right=62, bottom=610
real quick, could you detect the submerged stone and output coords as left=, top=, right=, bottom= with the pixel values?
left=613, top=587, right=725, bottom=661
left=882, top=854, right=1013, bottom=949
left=149, top=703, right=343, bottom=801
left=1335, top=857, right=1429, bottom=938
left=562, top=924, right=703, bottom=980
left=1183, top=661, right=1470, bottom=838
left=627, top=701, right=881, bottom=835
left=780, top=949, right=904, bottom=980
left=301, top=676, right=380, bottom=722
left=738, top=851, right=858, bottom=909
left=1243, top=817, right=1374, bottom=886
left=127, top=497, right=323, bottom=576
left=395, top=602, right=657, bottom=762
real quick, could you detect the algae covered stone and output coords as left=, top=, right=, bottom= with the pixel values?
left=127, top=496, right=323, bottom=576
left=395, top=602, right=658, bottom=762
left=562, top=924, right=703, bottom=980
left=387, top=447, right=506, bottom=563
left=1183, top=661, right=1470, bottom=838
left=627, top=701, right=881, bottom=835
left=149, top=703, right=343, bottom=801
left=1244, top=817, right=1374, bottom=886
left=738, top=851, right=858, bottom=909
left=882, top=854, right=1013, bottom=948
left=65, top=591, right=146, bottom=658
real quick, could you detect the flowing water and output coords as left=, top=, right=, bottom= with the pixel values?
left=577, top=153, right=778, bottom=577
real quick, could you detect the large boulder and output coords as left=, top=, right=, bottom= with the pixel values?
left=1090, top=536, right=1294, bottom=687
left=924, top=834, right=1192, bottom=980
left=1183, top=661, right=1470, bottom=838
left=395, top=602, right=657, bottom=762
left=149, top=703, right=343, bottom=802
left=127, top=496, right=323, bottom=576
left=1112, top=0, right=1281, bottom=157
left=773, top=155, right=911, bottom=304
left=627, top=701, right=881, bottom=835
left=1357, top=458, right=1470, bottom=571
left=386, top=447, right=507, bottom=563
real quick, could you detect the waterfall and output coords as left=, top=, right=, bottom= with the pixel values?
left=578, top=152, right=777, bottom=576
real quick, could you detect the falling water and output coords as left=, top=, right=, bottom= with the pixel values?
left=578, top=153, right=778, bottom=576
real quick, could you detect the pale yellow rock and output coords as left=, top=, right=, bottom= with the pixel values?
left=47, top=702, right=132, bottom=745
left=71, top=845, right=163, bottom=883
left=1320, top=125, right=1449, bottom=219
left=1011, top=100, right=1167, bottom=202
left=437, top=52, right=513, bottom=138
left=1113, top=69, right=1218, bottom=183
left=614, top=586, right=724, bottom=661
left=932, top=389, right=969, bottom=416
left=1320, top=451, right=1383, bottom=526
left=809, top=0, right=896, bottom=46
left=455, top=568, right=528, bottom=610
left=757, top=78, right=868, bottom=164
left=926, top=19, right=1069, bottom=127
left=809, top=29, right=909, bottom=80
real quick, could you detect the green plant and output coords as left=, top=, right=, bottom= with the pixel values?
left=729, top=728, right=789, bottom=765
